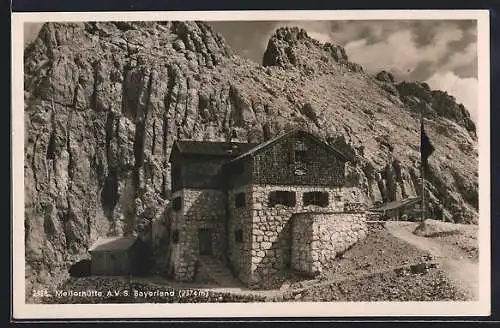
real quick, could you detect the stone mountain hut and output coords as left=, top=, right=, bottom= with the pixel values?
left=164, top=129, right=369, bottom=288
left=88, top=236, right=147, bottom=276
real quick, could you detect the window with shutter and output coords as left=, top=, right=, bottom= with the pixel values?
left=303, top=191, right=329, bottom=207
left=293, top=141, right=308, bottom=164
left=268, top=191, right=296, bottom=207
left=294, top=150, right=307, bottom=164
left=288, top=141, right=309, bottom=165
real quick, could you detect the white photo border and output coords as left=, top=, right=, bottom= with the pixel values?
left=11, top=9, right=491, bottom=319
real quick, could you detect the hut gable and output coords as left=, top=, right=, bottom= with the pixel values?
left=228, top=129, right=348, bottom=187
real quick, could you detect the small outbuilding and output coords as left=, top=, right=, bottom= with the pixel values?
left=369, top=197, right=421, bottom=221
left=88, top=236, right=146, bottom=276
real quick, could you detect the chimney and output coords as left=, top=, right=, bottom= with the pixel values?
left=229, top=129, right=239, bottom=143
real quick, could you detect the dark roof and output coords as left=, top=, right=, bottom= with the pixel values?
left=228, top=129, right=349, bottom=163
left=88, top=236, right=138, bottom=252
left=369, top=197, right=419, bottom=212
left=169, top=140, right=258, bottom=161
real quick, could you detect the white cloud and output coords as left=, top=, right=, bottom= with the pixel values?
left=342, top=24, right=478, bottom=123
left=344, top=38, right=367, bottom=50
left=444, top=41, right=477, bottom=72
left=307, top=31, right=331, bottom=44
left=425, top=71, right=478, bottom=122
left=344, top=26, right=464, bottom=76
left=24, top=23, right=43, bottom=46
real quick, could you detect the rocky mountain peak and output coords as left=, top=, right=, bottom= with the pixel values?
left=373, top=70, right=476, bottom=138
left=262, top=26, right=362, bottom=73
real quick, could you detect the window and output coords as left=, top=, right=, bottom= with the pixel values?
left=334, top=195, right=342, bottom=202
left=172, top=197, right=182, bottom=211
left=234, top=229, right=243, bottom=243
left=303, top=191, right=329, bottom=207
left=172, top=165, right=182, bottom=191
left=289, top=141, right=309, bottom=164
left=172, top=230, right=179, bottom=244
left=269, top=191, right=296, bottom=207
left=235, top=192, right=246, bottom=208
left=294, top=150, right=307, bottom=163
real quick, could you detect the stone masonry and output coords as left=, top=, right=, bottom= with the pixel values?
left=244, top=184, right=345, bottom=287
left=168, top=188, right=226, bottom=281
left=291, top=212, right=367, bottom=275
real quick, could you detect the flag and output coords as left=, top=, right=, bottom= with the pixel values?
left=420, top=118, right=435, bottom=174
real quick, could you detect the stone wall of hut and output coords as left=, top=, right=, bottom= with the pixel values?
left=291, top=212, right=368, bottom=275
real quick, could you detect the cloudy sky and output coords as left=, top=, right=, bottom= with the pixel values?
left=24, top=20, right=478, bottom=121
left=209, top=20, right=478, bottom=122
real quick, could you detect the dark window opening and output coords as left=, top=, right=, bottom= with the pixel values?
left=288, top=141, right=309, bottom=164
left=334, top=195, right=342, bottom=201
left=294, top=150, right=307, bottom=163
left=235, top=229, right=243, bottom=243
left=269, top=191, right=296, bottom=207
left=172, top=230, right=179, bottom=244
left=172, top=197, right=182, bottom=211
left=235, top=192, right=246, bottom=208
left=172, top=166, right=181, bottom=188
left=303, top=191, right=329, bottom=207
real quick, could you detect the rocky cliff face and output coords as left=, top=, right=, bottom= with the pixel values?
left=23, top=22, right=478, bottom=292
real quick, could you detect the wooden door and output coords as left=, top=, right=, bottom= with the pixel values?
left=198, top=228, right=213, bottom=256
left=111, top=253, right=121, bottom=275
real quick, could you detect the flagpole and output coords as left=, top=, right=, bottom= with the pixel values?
left=421, top=113, right=425, bottom=223
left=421, top=159, right=425, bottom=222
left=420, top=107, right=435, bottom=223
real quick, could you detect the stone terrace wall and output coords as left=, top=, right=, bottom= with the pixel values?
left=248, top=184, right=343, bottom=287
left=291, top=214, right=314, bottom=273
left=168, top=188, right=226, bottom=281
left=292, top=212, right=368, bottom=275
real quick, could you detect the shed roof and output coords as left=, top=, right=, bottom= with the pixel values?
left=370, top=197, right=420, bottom=212
left=169, top=140, right=258, bottom=161
left=88, top=236, right=138, bottom=252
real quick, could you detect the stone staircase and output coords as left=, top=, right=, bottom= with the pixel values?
left=197, top=256, right=243, bottom=287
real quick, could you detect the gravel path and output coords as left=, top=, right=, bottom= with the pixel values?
left=386, top=221, right=479, bottom=300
